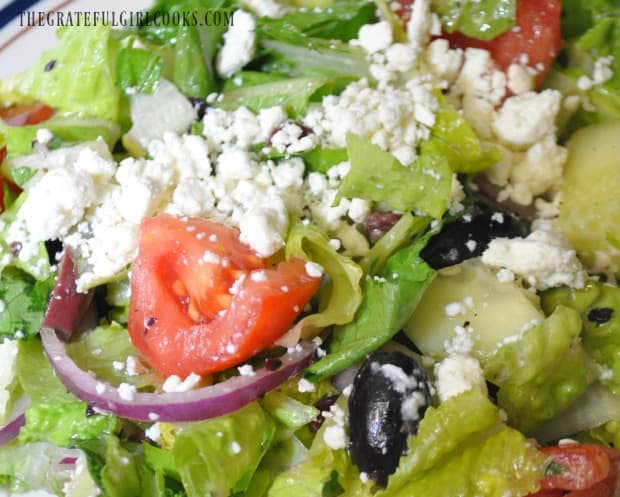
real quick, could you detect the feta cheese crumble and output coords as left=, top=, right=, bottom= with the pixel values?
left=481, top=228, right=588, bottom=290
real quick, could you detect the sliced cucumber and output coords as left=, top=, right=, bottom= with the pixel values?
left=404, top=259, right=543, bottom=360
left=558, top=120, right=620, bottom=274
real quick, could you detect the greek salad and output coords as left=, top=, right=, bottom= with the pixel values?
left=0, top=0, right=620, bottom=495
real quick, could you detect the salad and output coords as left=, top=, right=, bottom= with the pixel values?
left=0, top=0, right=620, bottom=495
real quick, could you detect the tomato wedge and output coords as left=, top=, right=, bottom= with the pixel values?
left=443, top=0, right=563, bottom=88
left=0, top=102, right=54, bottom=126
left=128, top=214, right=322, bottom=378
left=394, top=0, right=562, bottom=89
left=527, top=443, right=620, bottom=497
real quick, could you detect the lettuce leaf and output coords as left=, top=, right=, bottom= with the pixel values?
left=542, top=281, right=620, bottom=394
left=1, top=114, right=120, bottom=157
left=338, top=133, right=452, bottom=219
left=430, top=0, right=516, bottom=41
left=379, top=389, right=544, bottom=497
left=216, top=76, right=348, bottom=118
left=484, top=306, right=594, bottom=434
left=173, top=402, right=276, bottom=497
left=305, top=224, right=436, bottom=381
left=66, top=322, right=158, bottom=389
left=18, top=25, right=120, bottom=121
left=283, top=220, right=363, bottom=342
left=18, top=401, right=112, bottom=447
left=0, top=442, right=99, bottom=495
left=115, top=47, right=163, bottom=96
left=422, top=95, right=503, bottom=175
left=16, top=338, right=74, bottom=404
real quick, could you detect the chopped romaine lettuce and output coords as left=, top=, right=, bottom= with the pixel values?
left=379, top=389, right=544, bottom=497
left=284, top=220, right=363, bottom=342
left=173, top=402, right=276, bottom=497
left=338, top=133, right=452, bottom=219
left=306, top=223, right=436, bottom=381
left=18, top=26, right=121, bottom=121
left=115, top=47, right=163, bottom=96
left=542, top=281, right=620, bottom=394
left=485, top=306, right=593, bottom=434
left=430, top=0, right=516, bottom=41
left=1, top=115, right=121, bottom=157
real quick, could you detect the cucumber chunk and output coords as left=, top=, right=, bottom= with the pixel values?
left=558, top=121, right=620, bottom=274
left=404, top=259, right=543, bottom=360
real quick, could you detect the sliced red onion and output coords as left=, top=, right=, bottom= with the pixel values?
left=0, top=395, right=30, bottom=446
left=42, top=249, right=94, bottom=341
left=40, top=327, right=317, bottom=422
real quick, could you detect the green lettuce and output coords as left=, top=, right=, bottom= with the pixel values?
left=546, top=6, right=620, bottom=133
left=484, top=306, right=594, bottom=434
left=422, top=94, right=503, bottom=175
left=430, top=0, right=516, bottom=41
left=267, top=396, right=370, bottom=497
left=257, top=0, right=376, bottom=42
left=115, top=47, right=163, bottom=96
left=1, top=115, right=120, bottom=157
left=18, top=401, right=112, bottom=447
left=338, top=133, right=452, bottom=219
left=173, top=402, right=276, bottom=497
left=542, top=281, right=620, bottom=394
left=217, top=76, right=350, bottom=118
left=66, top=322, right=158, bottom=389
left=284, top=220, right=363, bottom=342
left=0, top=442, right=99, bottom=495
left=138, top=0, right=233, bottom=97
left=379, top=389, right=544, bottom=497
left=305, top=224, right=436, bottom=381
left=18, top=25, right=120, bottom=121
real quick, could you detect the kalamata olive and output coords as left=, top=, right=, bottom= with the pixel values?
left=364, top=211, right=402, bottom=243
left=420, top=208, right=526, bottom=269
left=348, top=351, right=433, bottom=487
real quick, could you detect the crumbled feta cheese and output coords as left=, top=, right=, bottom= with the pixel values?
left=305, top=261, right=323, bottom=278
left=482, top=228, right=587, bottom=290
left=117, top=383, right=137, bottom=401
left=35, top=128, right=54, bottom=145
left=162, top=372, right=202, bottom=393
left=434, top=354, right=487, bottom=402
left=297, top=378, right=316, bottom=393
left=216, top=10, right=256, bottom=78
left=492, top=90, right=561, bottom=148
left=356, top=21, right=393, bottom=54
left=238, top=364, right=256, bottom=376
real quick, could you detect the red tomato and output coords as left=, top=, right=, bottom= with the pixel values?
left=0, top=147, right=5, bottom=165
left=0, top=102, right=54, bottom=126
left=567, top=449, right=619, bottom=497
left=444, top=0, right=563, bottom=88
left=128, top=214, right=321, bottom=378
left=538, top=443, right=617, bottom=493
left=393, top=0, right=562, bottom=88
left=527, top=490, right=564, bottom=497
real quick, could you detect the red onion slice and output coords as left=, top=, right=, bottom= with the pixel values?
left=0, top=395, right=30, bottom=446
left=40, top=327, right=316, bottom=422
left=42, top=249, right=94, bottom=341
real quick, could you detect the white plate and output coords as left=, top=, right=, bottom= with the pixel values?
left=0, top=0, right=151, bottom=80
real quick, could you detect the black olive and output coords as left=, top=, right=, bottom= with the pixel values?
left=587, top=307, right=614, bottom=325
left=420, top=209, right=527, bottom=269
left=348, top=351, right=432, bottom=487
